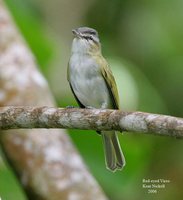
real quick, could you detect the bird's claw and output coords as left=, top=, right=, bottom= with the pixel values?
left=66, top=105, right=76, bottom=108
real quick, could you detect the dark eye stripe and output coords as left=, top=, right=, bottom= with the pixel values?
left=83, top=35, right=92, bottom=40
left=82, top=34, right=98, bottom=44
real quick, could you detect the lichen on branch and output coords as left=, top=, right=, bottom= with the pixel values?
left=0, top=106, right=183, bottom=138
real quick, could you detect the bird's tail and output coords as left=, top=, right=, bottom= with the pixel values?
left=101, top=131, right=125, bottom=172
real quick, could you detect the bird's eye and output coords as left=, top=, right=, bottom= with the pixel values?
left=88, top=36, right=93, bottom=40
left=84, top=35, right=93, bottom=41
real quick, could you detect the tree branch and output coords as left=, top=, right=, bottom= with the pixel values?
left=0, top=106, right=182, bottom=138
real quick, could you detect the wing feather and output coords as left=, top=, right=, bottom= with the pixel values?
left=96, top=56, right=120, bottom=109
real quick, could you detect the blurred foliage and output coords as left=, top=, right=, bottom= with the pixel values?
left=1, top=0, right=183, bottom=200
left=0, top=152, right=26, bottom=200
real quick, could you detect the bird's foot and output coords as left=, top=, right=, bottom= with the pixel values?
left=66, top=105, right=76, bottom=109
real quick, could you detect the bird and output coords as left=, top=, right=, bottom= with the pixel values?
left=67, top=27, right=125, bottom=172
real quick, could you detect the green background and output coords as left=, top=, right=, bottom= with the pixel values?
left=0, top=0, right=183, bottom=199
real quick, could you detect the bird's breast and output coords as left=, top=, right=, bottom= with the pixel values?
left=69, top=54, right=112, bottom=108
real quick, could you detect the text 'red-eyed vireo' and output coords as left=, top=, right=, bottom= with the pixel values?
left=67, top=27, right=125, bottom=172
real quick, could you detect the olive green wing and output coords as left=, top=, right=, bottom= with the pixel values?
left=98, top=57, right=120, bottom=109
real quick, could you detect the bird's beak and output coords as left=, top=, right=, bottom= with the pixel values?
left=72, top=29, right=81, bottom=38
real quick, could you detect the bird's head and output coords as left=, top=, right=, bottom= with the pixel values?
left=71, top=27, right=101, bottom=55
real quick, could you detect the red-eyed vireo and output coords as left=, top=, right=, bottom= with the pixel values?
left=67, top=27, right=125, bottom=172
